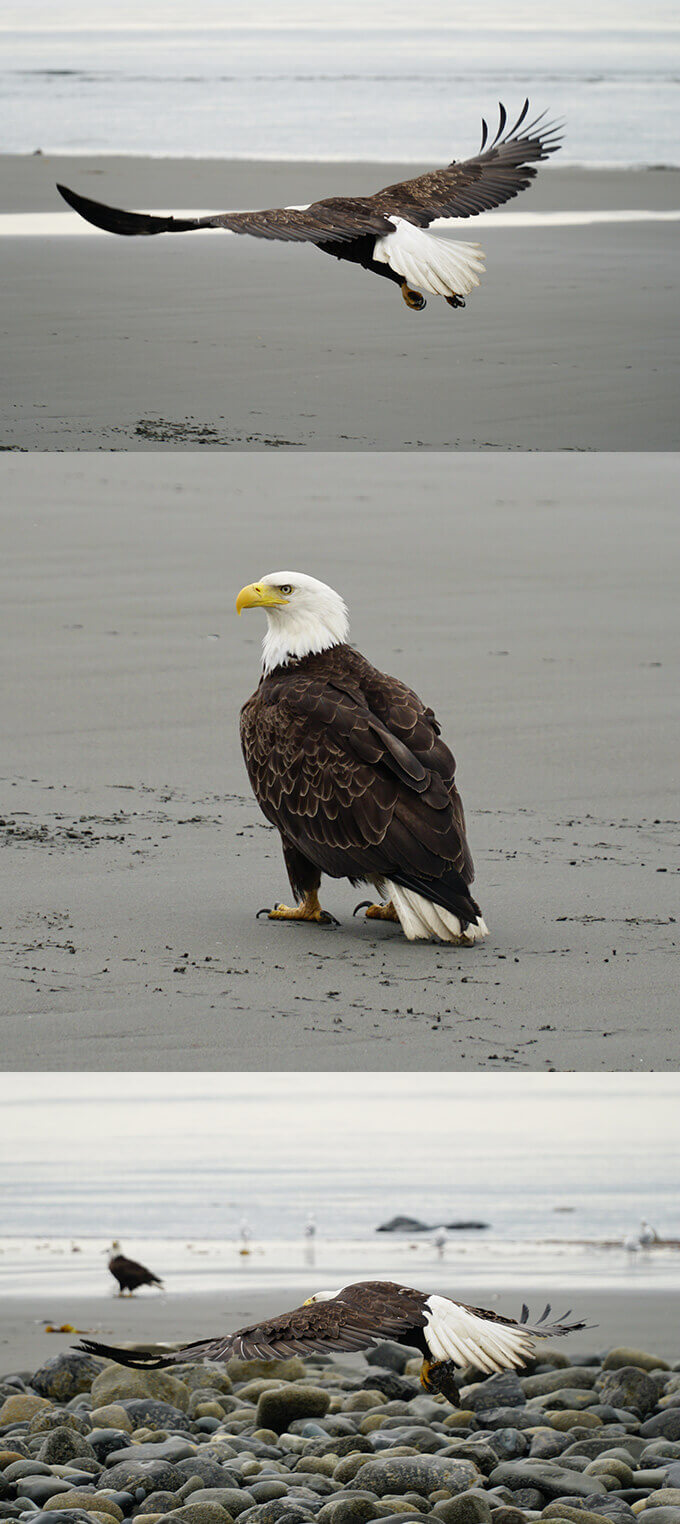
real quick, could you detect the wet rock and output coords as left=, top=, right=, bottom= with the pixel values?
left=88, top=1409, right=134, bottom=1434
left=522, top=1372, right=599, bottom=1399
left=171, top=1506, right=235, bottom=1524
left=91, top=1371, right=189, bottom=1413
left=29, top=1411, right=92, bottom=1437
left=602, top=1355, right=670, bottom=1376
left=0, top=1395, right=51, bottom=1424
left=641, top=1415, right=680, bottom=1442
left=226, top=1361, right=306, bottom=1385
left=431, top=1495, right=492, bottom=1524
left=31, top=1356, right=104, bottom=1406
left=349, top=1457, right=480, bottom=1497
left=463, top=1377, right=526, bottom=1413
left=597, top=1372, right=659, bottom=1421
left=41, top=1492, right=123, bottom=1519
left=13, top=1478, right=76, bottom=1506
left=103, top=1460, right=187, bottom=1498
left=116, top=1400, right=193, bottom=1433
left=88, top=1429, right=133, bottom=1462
left=365, top=1348, right=412, bottom=1377
left=256, top=1390, right=331, bottom=1437
left=37, top=1428, right=97, bottom=1465
left=488, top=1463, right=607, bottom=1500
left=106, top=1441, right=196, bottom=1468
left=544, top=1412, right=603, bottom=1431
left=175, top=1459, right=232, bottom=1488
left=541, top=1507, right=620, bottom=1524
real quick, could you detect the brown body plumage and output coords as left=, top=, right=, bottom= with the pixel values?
left=108, top=1249, right=163, bottom=1296
left=240, top=643, right=482, bottom=936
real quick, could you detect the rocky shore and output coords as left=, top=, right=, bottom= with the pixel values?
left=2, top=1341, right=680, bottom=1524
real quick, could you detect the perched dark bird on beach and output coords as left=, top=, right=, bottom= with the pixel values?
left=56, top=101, right=561, bottom=313
left=76, top=1279, right=588, bottom=1401
left=107, top=1242, right=163, bottom=1296
left=236, top=571, right=488, bottom=944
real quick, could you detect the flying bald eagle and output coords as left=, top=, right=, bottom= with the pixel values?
left=236, top=572, right=487, bottom=944
left=76, top=1280, right=588, bottom=1402
left=56, top=101, right=560, bottom=312
left=107, top=1242, right=163, bottom=1296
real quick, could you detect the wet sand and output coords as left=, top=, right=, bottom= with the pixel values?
left=1, top=1285, right=677, bottom=1377
left=1, top=155, right=678, bottom=451
left=1, top=452, right=677, bottom=1072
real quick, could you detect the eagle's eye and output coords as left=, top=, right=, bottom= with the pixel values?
left=279, top=584, right=293, bottom=596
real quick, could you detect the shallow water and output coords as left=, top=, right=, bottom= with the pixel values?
left=3, top=23, right=679, bottom=165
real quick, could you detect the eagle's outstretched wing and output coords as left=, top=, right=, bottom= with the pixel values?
left=75, top=1281, right=588, bottom=1375
left=57, top=101, right=561, bottom=246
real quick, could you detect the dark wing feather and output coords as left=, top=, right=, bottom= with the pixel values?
left=367, top=101, right=562, bottom=227
left=76, top=1282, right=429, bottom=1370
left=57, top=99, right=560, bottom=246
left=240, top=646, right=478, bottom=919
left=56, top=182, right=392, bottom=245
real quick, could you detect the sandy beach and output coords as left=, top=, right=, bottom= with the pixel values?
left=1, top=156, right=678, bottom=451
left=2, top=1285, right=678, bottom=1378
left=1, top=452, right=676, bottom=1072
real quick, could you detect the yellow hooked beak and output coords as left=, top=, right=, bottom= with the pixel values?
left=236, top=582, right=289, bottom=615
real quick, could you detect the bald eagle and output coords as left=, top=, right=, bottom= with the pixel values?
left=56, top=101, right=560, bottom=312
left=76, top=1279, right=588, bottom=1401
left=236, top=572, right=487, bottom=945
left=108, top=1242, right=163, bottom=1296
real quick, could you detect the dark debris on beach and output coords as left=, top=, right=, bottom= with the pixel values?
left=2, top=1342, right=680, bottom=1524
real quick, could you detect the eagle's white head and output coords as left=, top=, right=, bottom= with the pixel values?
left=236, top=571, right=349, bottom=675
left=304, top=1285, right=347, bottom=1305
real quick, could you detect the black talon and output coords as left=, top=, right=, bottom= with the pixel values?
left=320, top=910, right=341, bottom=926
left=256, top=906, right=273, bottom=918
left=353, top=900, right=373, bottom=917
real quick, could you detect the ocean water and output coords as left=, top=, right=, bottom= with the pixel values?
left=2, top=21, right=679, bottom=165
left=0, top=1075, right=678, bottom=1296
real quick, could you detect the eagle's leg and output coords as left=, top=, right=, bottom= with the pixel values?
left=445, top=293, right=466, bottom=309
left=401, top=281, right=426, bottom=311
left=420, top=1357, right=461, bottom=1405
left=353, top=898, right=399, bottom=922
left=265, top=889, right=338, bottom=926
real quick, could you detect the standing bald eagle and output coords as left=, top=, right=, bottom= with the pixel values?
left=76, top=1280, right=588, bottom=1403
left=56, top=101, right=560, bottom=312
left=107, top=1242, right=163, bottom=1296
left=236, top=572, right=488, bottom=944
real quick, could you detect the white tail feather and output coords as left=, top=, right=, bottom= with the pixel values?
left=425, top=1295, right=536, bottom=1374
left=382, top=879, right=488, bottom=944
left=374, top=217, right=486, bottom=299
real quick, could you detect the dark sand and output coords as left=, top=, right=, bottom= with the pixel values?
left=1, top=1286, right=678, bottom=1377
left=1, top=452, right=677, bottom=1072
left=1, top=156, right=678, bottom=451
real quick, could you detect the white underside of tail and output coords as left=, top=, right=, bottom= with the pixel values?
left=424, top=1295, right=535, bottom=1374
left=373, top=217, right=486, bottom=298
left=379, top=878, right=489, bottom=944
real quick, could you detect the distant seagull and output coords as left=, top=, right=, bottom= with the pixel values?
left=432, top=1227, right=447, bottom=1260
left=56, top=101, right=561, bottom=314
left=76, top=1280, right=589, bottom=1403
left=107, top=1241, right=163, bottom=1296
left=639, top=1220, right=658, bottom=1247
left=238, top=1218, right=253, bottom=1255
left=304, top=1213, right=317, bottom=1239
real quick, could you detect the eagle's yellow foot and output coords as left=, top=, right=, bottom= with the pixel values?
left=445, top=293, right=466, bottom=309
left=420, top=1357, right=460, bottom=1404
left=353, top=899, right=399, bottom=922
left=257, top=890, right=339, bottom=926
left=401, top=281, right=426, bottom=311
